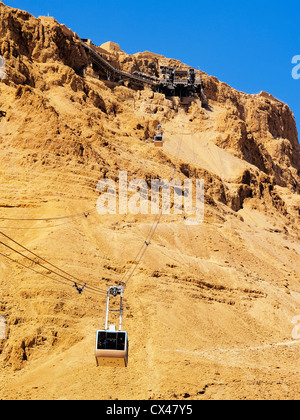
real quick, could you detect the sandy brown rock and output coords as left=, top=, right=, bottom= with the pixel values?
left=0, top=1, right=299, bottom=400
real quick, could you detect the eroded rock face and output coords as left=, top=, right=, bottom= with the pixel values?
left=1, top=0, right=299, bottom=210
left=0, top=4, right=88, bottom=70
left=201, top=75, right=300, bottom=192
left=0, top=3, right=300, bottom=398
left=0, top=0, right=299, bottom=210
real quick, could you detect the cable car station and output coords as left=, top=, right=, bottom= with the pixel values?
left=80, top=39, right=208, bottom=106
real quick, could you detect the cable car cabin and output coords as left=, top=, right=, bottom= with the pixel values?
left=95, top=329, right=129, bottom=367
left=154, top=124, right=163, bottom=147
left=96, top=286, right=128, bottom=367
left=154, top=135, right=163, bottom=147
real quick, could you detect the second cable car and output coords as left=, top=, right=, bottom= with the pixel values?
left=95, top=286, right=129, bottom=367
left=154, top=124, right=163, bottom=147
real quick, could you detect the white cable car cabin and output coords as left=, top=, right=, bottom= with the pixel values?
left=154, top=134, right=163, bottom=147
left=95, top=286, right=129, bottom=367
left=154, top=124, right=163, bottom=147
left=95, top=325, right=128, bottom=367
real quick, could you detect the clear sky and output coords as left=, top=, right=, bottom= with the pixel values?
left=4, top=0, right=300, bottom=136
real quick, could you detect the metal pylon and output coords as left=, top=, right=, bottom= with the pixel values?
left=104, top=286, right=124, bottom=331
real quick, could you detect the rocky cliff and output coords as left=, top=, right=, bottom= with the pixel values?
left=0, top=2, right=299, bottom=400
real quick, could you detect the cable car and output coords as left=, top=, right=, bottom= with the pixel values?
left=95, top=326, right=129, bottom=367
left=154, top=135, right=163, bottom=147
left=95, top=286, right=129, bottom=367
left=154, top=124, right=163, bottom=147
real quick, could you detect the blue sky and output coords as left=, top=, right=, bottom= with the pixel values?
left=4, top=0, right=300, bottom=135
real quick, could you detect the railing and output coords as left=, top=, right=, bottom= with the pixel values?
left=80, top=40, right=203, bottom=90
left=81, top=40, right=159, bottom=86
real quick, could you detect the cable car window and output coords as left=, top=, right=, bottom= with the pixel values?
left=106, top=332, right=117, bottom=350
left=117, top=332, right=126, bottom=350
left=97, top=332, right=107, bottom=349
left=97, top=331, right=127, bottom=351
